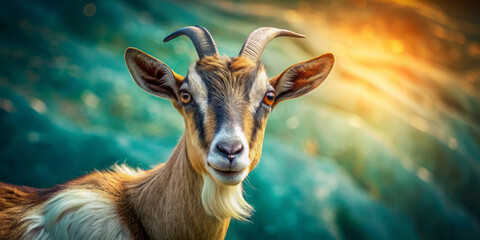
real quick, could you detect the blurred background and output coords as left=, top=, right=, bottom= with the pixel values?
left=1, top=0, right=479, bottom=239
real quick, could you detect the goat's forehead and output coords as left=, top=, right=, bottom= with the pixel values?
left=195, top=55, right=258, bottom=72
left=185, top=56, right=267, bottom=92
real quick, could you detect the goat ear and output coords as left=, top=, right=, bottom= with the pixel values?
left=125, top=47, right=184, bottom=101
left=269, top=53, right=334, bottom=106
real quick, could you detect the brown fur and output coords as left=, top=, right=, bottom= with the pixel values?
left=0, top=184, right=60, bottom=239
left=0, top=170, right=150, bottom=239
left=126, top=136, right=229, bottom=239
left=0, top=135, right=227, bottom=240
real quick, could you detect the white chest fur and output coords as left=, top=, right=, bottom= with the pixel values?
left=22, top=189, right=131, bottom=239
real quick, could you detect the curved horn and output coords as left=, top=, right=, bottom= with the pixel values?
left=239, top=27, right=305, bottom=61
left=163, top=25, right=218, bottom=59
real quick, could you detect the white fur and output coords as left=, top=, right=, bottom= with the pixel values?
left=112, top=164, right=144, bottom=176
left=185, top=66, right=208, bottom=111
left=207, top=125, right=250, bottom=173
left=22, top=189, right=130, bottom=240
left=201, top=174, right=252, bottom=221
left=249, top=70, right=269, bottom=113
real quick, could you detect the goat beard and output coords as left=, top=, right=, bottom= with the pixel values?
left=201, top=174, right=252, bottom=221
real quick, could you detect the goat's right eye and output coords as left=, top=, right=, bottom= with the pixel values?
left=263, top=91, right=275, bottom=106
left=180, top=91, right=192, bottom=104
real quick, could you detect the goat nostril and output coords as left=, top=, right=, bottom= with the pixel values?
left=231, top=143, right=243, bottom=155
left=217, top=142, right=243, bottom=156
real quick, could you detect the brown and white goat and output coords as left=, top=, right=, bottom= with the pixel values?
left=0, top=26, right=334, bottom=239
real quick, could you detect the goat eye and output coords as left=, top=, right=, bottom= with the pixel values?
left=180, top=91, right=192, bottom=104
left=263, top=91, right=275, bottom=106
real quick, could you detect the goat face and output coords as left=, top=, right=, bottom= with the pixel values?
left=125, top=26, right=334, bottom=187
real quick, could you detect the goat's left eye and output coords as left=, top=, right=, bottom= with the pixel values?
left=263, top=91, right=275, bottom=106
left=180, top=91, right=192, bottom=104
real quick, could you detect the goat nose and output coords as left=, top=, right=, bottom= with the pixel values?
left=217, top=142, right=243, bottom=161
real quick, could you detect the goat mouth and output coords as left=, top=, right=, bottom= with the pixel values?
left=213, top=168, right=243, bottom=177
left=207, top=162, right=246, bottom=179
left=207, top=162, right=243, bottom=173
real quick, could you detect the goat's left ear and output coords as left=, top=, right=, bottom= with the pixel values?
left=269, top=53, right=334, bottom=106
left=125, top=47, right=184, bottom=102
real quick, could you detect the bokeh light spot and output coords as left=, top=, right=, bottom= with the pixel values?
left=286, top=116, right=299, bottom=130
left=410, top=116, right=429, bottom=132
left=27, top=132, right=40, bottom=143
left=30, top=98, right=47, bottom=114
left=417, top=167, right=432, bottom=182
left=348, top=115, right=363, bottom=128
left=83, top=3, right=96, bottom=17
left=303, top=139, right=318, bottom=156
left=81, top=90, right=99, bottom=109
left=448, top=137, right=458, bottom=150
left=0, top=98, right=14, bottom=112
left=390, top=40, right=405, bottom=54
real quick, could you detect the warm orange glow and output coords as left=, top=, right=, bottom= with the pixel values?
left=390, top=40, right=404, bottom=54
left=216, top=0, right=478, bottom=161
left=361, top=25, right=374, bottom=38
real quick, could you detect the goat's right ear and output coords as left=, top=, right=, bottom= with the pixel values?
left=125, top=47, right=184, bottom=101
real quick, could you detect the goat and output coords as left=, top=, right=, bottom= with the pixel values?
left=0, top=26, right=334, bottom=239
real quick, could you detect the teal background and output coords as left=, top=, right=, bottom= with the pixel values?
left=1, top=0, right=479, bottom=239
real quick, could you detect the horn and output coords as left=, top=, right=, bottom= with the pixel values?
left=239, top=27, right=305, bottom=61
left=163, top=25, right=219, bottom=59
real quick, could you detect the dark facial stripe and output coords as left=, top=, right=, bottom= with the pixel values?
left=212, top=102, right=226, bottom=134
left=196, top=69, right=231, bottom=134
left=181, top=76, right=207, bottom=148
left=191, top=101, right=208, bottom=149
left=249, top=104, right=269, bottom=147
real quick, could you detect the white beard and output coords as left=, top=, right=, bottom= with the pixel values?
left=201, top=174, right=253, bottom=221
